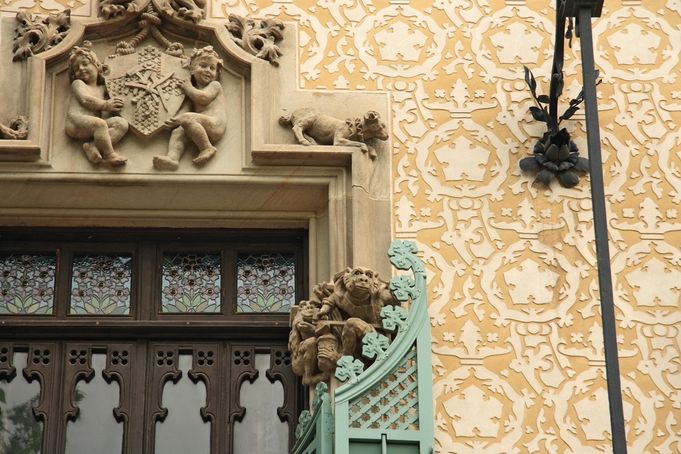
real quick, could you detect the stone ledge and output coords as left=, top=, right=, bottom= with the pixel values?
left=0, top=140, right=42, bottom=162
left=252, top=144, right=354, bottom=167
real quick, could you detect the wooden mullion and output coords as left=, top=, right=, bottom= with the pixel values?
left=54, top=247, right=72, bottom=319
left=224, top=248, right=237, bottom=317
left=128, top=341, right=147, bottom=453
left=138, top=242, right=156, bottom=321
left=221, top=343, right=233, bottom=454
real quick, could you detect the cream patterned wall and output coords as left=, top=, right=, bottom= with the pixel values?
left=2, top=0, right=680, bottom=452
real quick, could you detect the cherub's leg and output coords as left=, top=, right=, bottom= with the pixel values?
left=176, top=113, right=221, bottom=166
left=153, top=126, right=187, bottom=171
left=107, top=117, right=128, bottom=145
left=89, top=118, right=126, bottom=166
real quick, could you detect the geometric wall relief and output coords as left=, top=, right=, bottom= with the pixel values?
left=0, top=0, right=89, bottom=16
left=595, top=6, right=681, bottom=82
left=669, top=0, right=681, bottom=16
left=432, top=317, right=613, bottom=452
left=482, top=200, right=588, bottom=326
left=470, top=3, right=555, bottom=81
left=409, top=118, right=512, bottom=201
left=609, top=195, right=681, bottom=451
left=610, top=198, right=681, bottom=327
left=352, top=4, right=448, bottom=80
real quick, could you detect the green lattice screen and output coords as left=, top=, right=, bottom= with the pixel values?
left=349, top=346, right=419, bottom=431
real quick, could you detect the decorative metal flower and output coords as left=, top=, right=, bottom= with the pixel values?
left=519, top=6, right=599, bottom=189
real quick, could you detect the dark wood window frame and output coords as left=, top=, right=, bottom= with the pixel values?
left=0, top=228, right=306, bottom=454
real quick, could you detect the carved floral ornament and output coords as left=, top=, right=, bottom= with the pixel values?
left=12, top=9, right=71, bottom=62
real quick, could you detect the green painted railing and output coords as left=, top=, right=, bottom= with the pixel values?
left=293, top=240, right=434, bottom=454
left=293, top=382, right=334, bottom=454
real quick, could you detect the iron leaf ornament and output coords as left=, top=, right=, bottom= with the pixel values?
left=519, top=3, right=601, bottom=189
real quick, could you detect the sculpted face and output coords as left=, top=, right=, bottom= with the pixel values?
left=299, top=300, right=317, bottom=319
left=191, top=55, right=218, bottom=87
left=344, top=267, right=375, bottom=299
left=72, top=55, right=98, bottom=84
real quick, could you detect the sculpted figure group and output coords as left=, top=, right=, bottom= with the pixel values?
left=65, top=42, right=387, bottom=170
left=288, top=266, right=400, bottom=386
left=65, top=42, right=225, bottom=169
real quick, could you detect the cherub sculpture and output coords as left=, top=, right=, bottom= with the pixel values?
left=65, top=41, right=128, bottom=166
left=278, top=108, right=388, bottom=159
left=153, top=46, right=226, bottom=171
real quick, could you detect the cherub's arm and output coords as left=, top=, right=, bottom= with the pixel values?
left=71, top=80, right=120, bottom=113
left=182, top=80, right=222, bottom=106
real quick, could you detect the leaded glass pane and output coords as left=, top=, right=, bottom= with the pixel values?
left=236, top=253, right=295, bottom=313
left=70, top=255, right=132, bottom=315
left=161, top=253, right=221, bottom=313
left=0, top=254, right=56, bottom=315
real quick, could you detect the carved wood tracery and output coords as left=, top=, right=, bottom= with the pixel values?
left=229, top=344, right=258, bottom=424
left=144, top=344, right=181, bottom=453
left=267, top=346, right=300, bottom=451
left=187, top=343, right=221, bottom=451
left=23, top=342, right=59, bottom=454
left=102, top=343, right=135, bottom=453
left=0, top=343, right=16, bottom=380
left=63, top=344, right=95, bottom=423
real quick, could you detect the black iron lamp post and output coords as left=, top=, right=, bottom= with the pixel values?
left=562, top=0, right=628, bottom=452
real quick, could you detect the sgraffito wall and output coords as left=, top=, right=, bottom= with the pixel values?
left=2, top=0, right=680, bottom=452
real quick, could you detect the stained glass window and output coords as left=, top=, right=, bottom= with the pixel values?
left=0, top=254, right=56, bottom=315
left=70, top=255, right=132, bottom=315
left=161, top=253, right=221, bottom=313
left=236, top=253, right=295, bottom=313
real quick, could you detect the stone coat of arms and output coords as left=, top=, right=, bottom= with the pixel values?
left=106, top=45, right=188, bottom=137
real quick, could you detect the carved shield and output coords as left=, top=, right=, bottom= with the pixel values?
left=106, top=46, right=188, bottom=137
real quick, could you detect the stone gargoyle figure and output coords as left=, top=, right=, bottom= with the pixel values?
left=153, top=46, right=226, bottom=170
left=65, top=41, right=129, bottom=166
left=278, top=108, right=388, bottom=159
left=288, top=267, right=399, bottom=386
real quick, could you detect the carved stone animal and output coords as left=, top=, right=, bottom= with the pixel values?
left=278, top=108, right=388, bottom=159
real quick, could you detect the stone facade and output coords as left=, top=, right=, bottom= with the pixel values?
left=1, top=0, right=680, bottom=452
